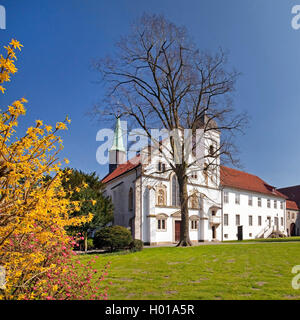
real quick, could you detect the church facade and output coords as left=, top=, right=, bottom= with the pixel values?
left=101, top=118, right=287, bottom=244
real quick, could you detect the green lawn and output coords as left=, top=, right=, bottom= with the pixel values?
left=224, top=236, right=300, bottom=243
left=79, top=243, right=300, bottom=300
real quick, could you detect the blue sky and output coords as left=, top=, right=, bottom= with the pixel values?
left=0, top=0, right=300, bottom=187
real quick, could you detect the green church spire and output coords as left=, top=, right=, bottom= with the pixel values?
left=110, top=117, right=125, bottom=152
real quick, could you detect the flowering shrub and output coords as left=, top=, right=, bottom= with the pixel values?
left=0, top=40, right=111, bottom=300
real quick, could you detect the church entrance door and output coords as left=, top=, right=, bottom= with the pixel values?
left=175, top=221, right=181, bottom=242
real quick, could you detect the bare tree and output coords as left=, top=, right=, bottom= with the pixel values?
left=94, top=13, right=247, bottom=246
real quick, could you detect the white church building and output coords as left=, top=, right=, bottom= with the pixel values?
left=102, top=118, right=287, bottom=244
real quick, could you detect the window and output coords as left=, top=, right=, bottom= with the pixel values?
left=258, top=197, right=262, bottom=207
left=236, top=214, right=240, bottom=226
left=249, top=215, right=253, bottom=226
left=249, top=233, right=252, bottom=237
left=267, top=199, right=271, bottom=208
left=258, top=216, right=262, bottom=226
left=235, top=193, right=240, bottom=205
left=292, top=213, right=295, bottom=220
left=281, top=217, right=284, bottom=226
left=209, top=145, right=215, bottom=157
left=158, top=161, right=166, bottom=172
left=171, top=175, right=180, bottom=207
left=224, top=214, right=229, bottom=226
left=156, top=185, right=167, bottom=206
left=248, top=195, right=253, bottom=206
left=288, top=212, right=290, bottom=219
left=274, top=200, right=277, bottom=209
left=224, top=191, right=229, bottom=204
left=190, top=193, right=199, bottom=209
left=191, top=171, right=198, bottom=179
left=157, top=219, right=166, bottom=231
left=128, top=188, right=134, bottom=211
left=191, top=220, right=198, bottom=230
left=280, top=202, right=283, bottom=210
left=158, top=161, right=162, bottom=172
left=224, top=234, right=228, bottom=239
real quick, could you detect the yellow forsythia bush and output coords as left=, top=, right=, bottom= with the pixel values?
left=0, top=40, right=101, bottom=300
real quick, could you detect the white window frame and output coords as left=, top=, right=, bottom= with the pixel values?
left=190, top=220, right=198, bottom=230
left=258, top=197, right=262, bottom=207
left=224, top=214, right=229, bottom=226
left=157, top=218, right=167, bottom=231
left=235, top=193, right=240, bottom=205
left=249, top=215, right=253, bottom=226
left=224, top=191, right=229, bottom=204
left=258, top=216, right=262, bottom=226
left=248, top=195, right=253, bottom=206
left=236, top=214, right=240, bottom=226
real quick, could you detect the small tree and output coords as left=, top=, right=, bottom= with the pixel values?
left=62, top=169, right=114, bottom=252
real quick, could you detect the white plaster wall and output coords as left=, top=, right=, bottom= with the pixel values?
left=140, top=173, right=222, bottom=243
left=104, top=168, right=140, bottom=233
left=222, top=187, right=286, bottom=241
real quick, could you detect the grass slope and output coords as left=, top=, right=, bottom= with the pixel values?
left=79, top=243, right=300, bottom=300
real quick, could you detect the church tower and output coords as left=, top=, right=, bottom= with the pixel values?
left=109, top=117, right=126, bottom=173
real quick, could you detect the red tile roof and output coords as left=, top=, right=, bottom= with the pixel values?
left=102, top=159, right=286, bottom=200
left=286, top=200, right=300, bottom=211
left=101, top=155, right=141, bottom=184
left=220, top=166, right=287, bottom=199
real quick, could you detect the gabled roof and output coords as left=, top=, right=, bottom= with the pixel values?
left=102, top=158, right=286, bottom=200
left=286, top=200, right=300, bottom=211
left=102, top=155, right=141, bottom=184
left=278, top=185, right=300, bottom=208
left=220, top=166, right=287, bottom=199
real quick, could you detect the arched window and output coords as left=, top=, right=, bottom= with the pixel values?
left=156, top=185, right=167, bottom=206
left=171, top=175, right=180, bottom=207
left=190, top=192, right=199, bottom=209
left=128, top=188, right=134, bottom=211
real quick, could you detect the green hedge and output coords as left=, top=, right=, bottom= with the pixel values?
left=130, top=239, right=144, bottom=252
left=93, top=226, right=133, bottom=252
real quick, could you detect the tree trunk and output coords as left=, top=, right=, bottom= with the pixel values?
left=177, top=170, right=192, bottom=247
